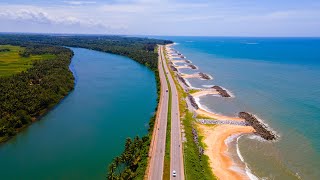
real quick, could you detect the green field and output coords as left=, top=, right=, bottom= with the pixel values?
left=0, top=45, right=55, bottom=77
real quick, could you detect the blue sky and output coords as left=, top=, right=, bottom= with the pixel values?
left=0, top=0, right=319, bottom=36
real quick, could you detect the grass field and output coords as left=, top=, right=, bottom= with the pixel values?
left=0, top=45, right=55, bottom=77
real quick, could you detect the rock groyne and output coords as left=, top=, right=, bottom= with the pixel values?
left=170, top=65, right=178, bottom=72
left=238, top=112, right=276, bottom=140
left=197, top=119, right=248, bottom=126
left=199, top=72, right=211, bottom=80
left=188, top=95, right=199, bottom=109
left=177, top=75, right=189, bottom=87
left=212, top=86, right=231, bottom=97
left=188, top=64, right=197, bottom=69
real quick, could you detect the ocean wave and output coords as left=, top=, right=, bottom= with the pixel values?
left=202, top=84, right=215, bottom=88
left=236, top=136, right=260, bottom=180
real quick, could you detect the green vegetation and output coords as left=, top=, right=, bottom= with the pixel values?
left=0, top=34, right=172, bottom=178
left=0, top=45, right=74, bottom=143
left=164, top=47, right=216, bottom=180
left=188, top=89, right=200, bottom=94
left=183, top=113, right=216, bottom=180
left=0, top=35, right=172, bottom=71
left=0, top=45, right=55, bottom=76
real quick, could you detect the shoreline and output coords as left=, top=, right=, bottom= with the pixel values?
left=198, top=124, right=255, bottom=180
left=165, top=43, right=257, bottom=180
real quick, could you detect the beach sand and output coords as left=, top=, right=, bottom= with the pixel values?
left=175, top=65, right=191, bottom=69
left=192, top=90, right=219, bottom=98
left=181, top=73, right=200, bottom=79
left=197, top=124, right=255, bottom=180
left=171, top=60, right=187, bottom=63
left=196, top=109, right=244, bottom=121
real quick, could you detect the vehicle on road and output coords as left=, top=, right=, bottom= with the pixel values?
left=166, top=89, right=168, bottom=92
left=172, top=170, right=176, bottom=177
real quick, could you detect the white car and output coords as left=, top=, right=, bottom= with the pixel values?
left=172, top=170, right=177, bottom=177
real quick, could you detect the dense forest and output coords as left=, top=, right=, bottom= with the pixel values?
left=0, top=34, right=172, bottom=179
left=0, top=34, right=172, bottom=71
left=0, top=45, right=74, bottom=142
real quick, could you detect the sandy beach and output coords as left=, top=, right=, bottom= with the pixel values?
left=197, top=124, right=255, bottom=180
left=175, top=65, right=191, bottom=69
left=196, top=109, right=244, bottom=121
left=191, top=90, right=219, bottom=98
left=181, top=73, right=200, bottom=79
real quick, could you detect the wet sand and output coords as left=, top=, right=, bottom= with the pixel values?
left=191, top=90, right=219, bottom=98
left=197, top=124, right=255, bottom=180
left=196, top=109, right=244, bottom=121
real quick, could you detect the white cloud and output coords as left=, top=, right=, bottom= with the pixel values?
left=63, top=1, right=96, bottom=5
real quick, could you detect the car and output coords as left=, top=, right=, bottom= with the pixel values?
left=172, top=170, right=176, bottom=177
left=166, top=89, right=168, bottom=92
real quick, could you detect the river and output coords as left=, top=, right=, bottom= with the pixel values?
left=0, top=47, right=157, bottom=179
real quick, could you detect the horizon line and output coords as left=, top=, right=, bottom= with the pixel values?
left=0, top=31, right=319, bottom=38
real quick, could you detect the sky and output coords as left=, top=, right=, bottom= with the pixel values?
left=0, top=0, right=320, bottom=36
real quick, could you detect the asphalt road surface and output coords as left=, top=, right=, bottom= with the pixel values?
left=160, top=46, right=185, bottom=180
left=148, top=46, right=169, bottom=180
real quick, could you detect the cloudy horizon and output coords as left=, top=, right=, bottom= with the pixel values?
left=0, top=0, right=320, bottom=37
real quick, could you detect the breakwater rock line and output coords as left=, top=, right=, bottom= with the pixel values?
left=170, top=65, right=178, bottom=72
left=199, top=72, right=212, bottom=80
left=188, top=64, right=197, bottom=69
left=192, top=127, right=204, bottom=157
left=177, top=75, right=190, bottom=87
left=188, top=95, right=199, bottom=109
left=238, top=112, right=276, bottom=140
left=212, top=86, right=231, bottom=97
left=197, top=119, right=248, bottom=126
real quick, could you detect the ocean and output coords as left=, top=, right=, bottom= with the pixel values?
left=154, top=36, right=320, bottom=179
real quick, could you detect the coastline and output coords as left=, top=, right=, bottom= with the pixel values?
left=198, top=124, right=255, bottom=180
left=165, top=43, right=258, bottom=180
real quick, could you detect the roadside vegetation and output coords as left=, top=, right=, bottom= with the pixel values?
left=164, top=47, right=216, bottom=180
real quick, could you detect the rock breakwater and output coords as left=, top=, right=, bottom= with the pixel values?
left=199, top=72, right=211, bottom=80
left=188, top=94, right=199, bottom=109
left=177, top=75, right=189, bottom=87
left=188, top=64, right=197, bottom=69
left=238, top=112, right=276, bottom=140
left=212, top=86, right=231, bottom=97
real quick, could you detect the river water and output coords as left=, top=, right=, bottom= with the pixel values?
left=0, top=47, right=157, bottom=179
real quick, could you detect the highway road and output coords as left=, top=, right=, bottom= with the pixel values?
left=147, top=46, right=169, bottom=180
left=160, top=46, right=185, bottom=180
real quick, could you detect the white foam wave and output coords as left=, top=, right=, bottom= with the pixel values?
left=202, top=84, right=215, bottom=88
left=236, top=136, right=260, bottom=180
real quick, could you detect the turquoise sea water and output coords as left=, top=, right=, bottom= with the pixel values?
left=154, top=36, right=320, bottom=179
left=0, top=48, right=157, bottom=179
